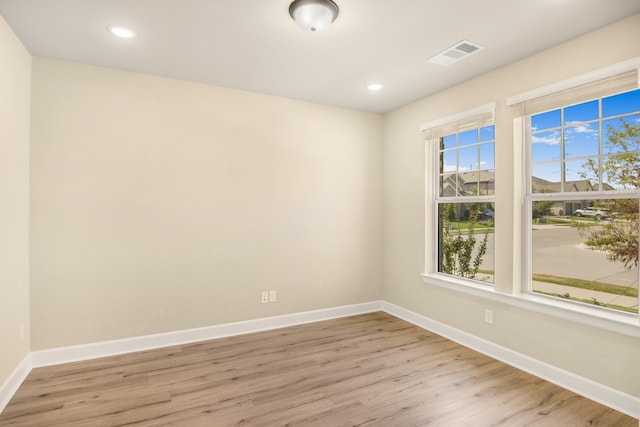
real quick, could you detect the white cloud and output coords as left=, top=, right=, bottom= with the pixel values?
left=565, top=122, right=598, bottom=138
left=532, top=131, right=561, bottom=145
left=566, top=122, right=596, bottom=133
left=443, top=162, right=471, bottom=173
left=565, top=123, right=598, bottom=145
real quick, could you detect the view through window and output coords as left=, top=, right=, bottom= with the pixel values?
left=528, top=88, right=640, bottom=314
left=436, top=125, right=495, bottom=283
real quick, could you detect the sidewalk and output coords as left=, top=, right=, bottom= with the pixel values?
left=533, top=280, right=637, bottom=309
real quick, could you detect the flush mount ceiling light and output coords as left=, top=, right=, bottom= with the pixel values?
left=107, top=25, right=138, bottom=39
left=289, top=0, right=339, bottom=32
left=367, top=83, right=384, bottom=91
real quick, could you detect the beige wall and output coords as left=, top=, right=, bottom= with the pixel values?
left=383, top=14, right=640, bottom=397
left=0, top=16, right=31, bottom=387
left=30, top=59, right=383, bottom=349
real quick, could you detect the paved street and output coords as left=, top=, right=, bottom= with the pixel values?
left=531, top=225, right=638, bottom=289
left=466, top=223, right=638, bottom=310
left=531, top=224, right=638, bottom=309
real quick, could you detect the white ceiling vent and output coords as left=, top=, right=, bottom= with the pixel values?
left=428, top=40, right=484, bottom=66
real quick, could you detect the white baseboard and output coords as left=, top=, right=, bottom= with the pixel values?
left=0, top=354, right=31, bottom=414
left=3, top=300, right=637, bottom=421
left=381, top=301, right=640, bottom=420
left=30, top=301, right=384, bottom=368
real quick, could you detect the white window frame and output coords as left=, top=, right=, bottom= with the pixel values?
left=422, top=102, right=496, bottom=285
left=513, top=59, right=640, bottom=321
left=419, top=58, right=640, bottom=338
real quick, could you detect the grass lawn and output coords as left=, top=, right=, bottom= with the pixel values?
left=476, top=270, right=637, bottom=313
left=534, top=291, right=637, bottom=313
left=446, top=220, right=494, bottom=232
left=532, top=273, right=638, bottom=298
left=532, top=216, right=600, bottom=226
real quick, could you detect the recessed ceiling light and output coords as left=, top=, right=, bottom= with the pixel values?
left=107, top=25, right=138, bottom=39
left=367, top=83, right=384, bottom=91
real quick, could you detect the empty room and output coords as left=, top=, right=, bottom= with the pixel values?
left=1, top=1, right=639, bottom=425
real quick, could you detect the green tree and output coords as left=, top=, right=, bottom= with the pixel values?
left=579, top=119, right=640, bottom=268
left=440, top=204, right=489, bottom=279
left=532, top=189, right=554, bottom=218
left=532, top=200, right=554, bottom=218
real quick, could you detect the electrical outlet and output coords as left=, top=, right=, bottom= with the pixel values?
left=269, top=290, right=277, bottom=303
left=261, top=291, right=269, bottom=304
left=484, top=309, right=494, bottom=325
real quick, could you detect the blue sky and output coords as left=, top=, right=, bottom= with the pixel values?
left=441, top=126, right=495, bottom=173
left=530, top=88, right=640, bottom=186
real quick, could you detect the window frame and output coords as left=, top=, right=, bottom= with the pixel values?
left=420, top=58, right=640, bottom=336
left=522, top=89, right=640, bottom=316
left=422, top=103, right=496, bottom=286
left=513, top=60, right=640, bottom=324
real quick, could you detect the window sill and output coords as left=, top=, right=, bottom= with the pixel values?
left=420, top=273, right=640, bottom=338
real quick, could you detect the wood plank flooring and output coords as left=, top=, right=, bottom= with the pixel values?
left=0, top=312, right=636, bottom=426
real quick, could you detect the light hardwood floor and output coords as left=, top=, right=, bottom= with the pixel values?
left=0, top=312, right=636, bottom=426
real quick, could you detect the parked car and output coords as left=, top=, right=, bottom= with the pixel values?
left=574, top=207, right=608, bottom=219
left=478, top=209, right=494, bottom=220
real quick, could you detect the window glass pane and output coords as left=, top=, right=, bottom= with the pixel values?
left=564, top=99, right=598, bottom=125
left=435, top=122, right=495, bottom=286
left=602, top=89, right=640, bottom=118
left=458, top=145, right=478, bottom=172
left=478, top=170, right=495, bottom=196
left=527, top=86, right=640, bottom=314
left=531, top=198, right=638, bottom=314
left=601, top=155, right=640, bottom=190
left=531, top=130, right=561, bottom=163
left=442, top=134, right=457, bottom=150
left=441, top=149, right=457, bottom=173
left=602, top=114, right=640, bottom=154
left=564, top=159, right=592, bottom=189
left=576, top=157, right=600, bottom=189
left=532, top=163, right=561, bottom=193
left=479, top=142, right=494, bottom=171
left=480, top=126, right=494, bottom=142
left=564, top=122, right=598, bottom=158
left=532, top=109, right=561, bottom=132
left=459, top=171, right=478, bottom=196
left=438, top=202, right=494, bottom=284
left=458, top=129, right=478, bottom=147
left=440, top=173, right=458, bottom=197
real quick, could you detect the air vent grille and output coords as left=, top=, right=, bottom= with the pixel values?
left=428, top=40, right=484, bottom=66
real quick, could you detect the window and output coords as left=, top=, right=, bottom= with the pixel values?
left=522, top=74, right=640, bottom=315
left=423, top=104, right=496, bottom=284
left=420, top=60, right=640, bottom=333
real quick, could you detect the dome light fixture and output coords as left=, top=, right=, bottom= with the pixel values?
left=289, top=0, right=339, bottom=32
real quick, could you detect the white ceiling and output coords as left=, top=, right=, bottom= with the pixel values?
left=1, top=0, right=639, bottom=113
